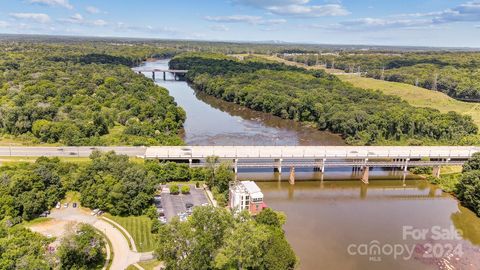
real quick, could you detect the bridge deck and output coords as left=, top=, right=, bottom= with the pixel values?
left=145, top=146, right=480, bottom=159
left=136, top=69, right=188, bottom=73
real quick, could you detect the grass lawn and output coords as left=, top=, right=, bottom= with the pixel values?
left=104, top=214, right=155, bottom=252
left=61, top=191, right=81, bottom=204
left=338, top=75, right=480, bottom=127
left=257, top=54, right=480, bottom=128
left=422, top=166, right=463, bottom=193
left=138, top=259, right=163, bottom=270
left=433, top=173, right=461, bottom=193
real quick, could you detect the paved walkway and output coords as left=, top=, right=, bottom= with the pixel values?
left=49, top=208, right=152, bottom=270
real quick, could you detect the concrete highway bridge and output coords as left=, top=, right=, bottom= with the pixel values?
left=1, top=145, right=478, bottom=184
left=145, top=146, right=480, bottom=184
left=135, top=69, right=188, bottom=80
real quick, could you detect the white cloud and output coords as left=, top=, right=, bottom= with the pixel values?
left=234, top=0, right=349, bottom=17
left=86, top=6, right=100, bottom=14
left=0, top=21, right=9, bottom=28
left=93, top=19, right=107, bottom=26
left=205, top=15, right=286, bottom=25
left=266, top=4, right=349, bottom=16
left=10, top=13, right=51, bottom=24
left=340, top=18, right=431, bottom=29
left=328, top=1, right=480, bottom=31
left=58, top=14, right=108, bottom=27
left=209, top=25, right=229, bottom=31
left=234, top=0, right=308, bottom=8
left=29, top=0, right=73, bottom=9
left=205, top=15, right=262, bottom=24
left=114, top=22, right=178, bottom=34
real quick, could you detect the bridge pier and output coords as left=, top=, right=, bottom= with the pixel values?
left=403, top=158, right=410, bottom=172
left=274, top=158, right=283, bottom=173
left=152, top=72, right=155, bottom=80
left=188, top=159, right=192, bottom=167
left=432, top=166, right=441, bottom=178
left=233, top=159, right=238, bottom=174
left=163, top=72, right=166, bottom=80
left=289, top=167, right=295, bottom=185
left=361, top=166, right=369, bottom=184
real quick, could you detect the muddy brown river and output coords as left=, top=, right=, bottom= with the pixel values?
left=137, top=59, right=480, bottom=270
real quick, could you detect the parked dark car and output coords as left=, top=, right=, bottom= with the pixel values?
left=72, top=202, right=78, bottom=208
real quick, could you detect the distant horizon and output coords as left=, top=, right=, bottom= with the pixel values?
left=2, top=32, right=480, bottom=51
left=2, top=1, right=480, bottom=48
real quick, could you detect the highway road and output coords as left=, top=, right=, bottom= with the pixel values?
left=0, top=146, right=146, bottom=157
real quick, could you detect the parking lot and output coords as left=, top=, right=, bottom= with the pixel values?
left=160, top=185, right=210, bottom=222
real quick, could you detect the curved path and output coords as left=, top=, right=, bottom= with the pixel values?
left=49, top=208, right=153, bottom=270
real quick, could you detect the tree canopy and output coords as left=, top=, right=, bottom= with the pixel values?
left=155, top=206, right=297, bottom=270
left=76, top=151, right=156, bottom=216
left=58, top=224, right=105, bottom=270
left=0, top=221, right=53, bottom=269
left=0, top=157, right=66, bottom=221
left=171, top=52, right=477, bottom=145
left=0, top=42, right=185, bottom=145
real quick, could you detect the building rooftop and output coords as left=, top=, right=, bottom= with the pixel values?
left=241, top=181, right=260, bottom=194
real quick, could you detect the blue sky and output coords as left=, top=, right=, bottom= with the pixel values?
left=1, top=0, right=480, bottom=47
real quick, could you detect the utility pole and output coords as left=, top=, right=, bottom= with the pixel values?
left=380, top=67, right=385, bottom=80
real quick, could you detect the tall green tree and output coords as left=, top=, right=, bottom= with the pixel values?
left=58, top=224, right=105, bottom=270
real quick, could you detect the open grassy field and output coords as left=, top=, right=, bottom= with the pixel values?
left=104, top=214, right=155, bottom=252
left=256, top=54, right=480, bottom=128
left=338, top=75, right=480, bottom=127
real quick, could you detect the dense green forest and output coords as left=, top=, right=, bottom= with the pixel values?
left=0, top=220, right=106, bottom=269
left=156, top=206, right=296, bottom=270
left=171, top=52, right=477, bottom=145
left=281, top=52, right=480, bottom=100
left=0, top=157, right=68, bottom=222
left=0, top=42, right=185, bottom=145
left=0, top=222, right=54, bottom=269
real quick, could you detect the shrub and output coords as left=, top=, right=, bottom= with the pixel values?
left=456, top=170, right=480, bottom=216
left=410, top=166, right=433, bottom=175
left=181, top=185, right=191, bottom=194
left=195, top=181, right=200, bottom=188
left=170, top=184, right=179, bottom=194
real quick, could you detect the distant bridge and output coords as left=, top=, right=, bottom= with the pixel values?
left=135, top=69, right=188, bottom=80
left=145, top=146, right=480, bottom=184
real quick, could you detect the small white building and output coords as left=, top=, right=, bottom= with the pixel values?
left=229, top=181, right=266, bottom=215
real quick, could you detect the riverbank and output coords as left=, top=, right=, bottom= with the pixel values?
left=256, top=54, right=480, bottom=129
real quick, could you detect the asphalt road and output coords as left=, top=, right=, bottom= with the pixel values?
left=49, top=207, right=151, bottom=270
left=0, top=146, right=146, bottom=157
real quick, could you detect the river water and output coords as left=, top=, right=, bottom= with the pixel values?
left=137, top=59, right=480, bottom=270
left=137, top=59, right=344, bottom=146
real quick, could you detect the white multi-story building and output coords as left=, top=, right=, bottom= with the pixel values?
left=228, top=181, right=266, bottom=214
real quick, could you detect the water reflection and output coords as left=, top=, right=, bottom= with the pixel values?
left=257, top=180, right=480, bottom=270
